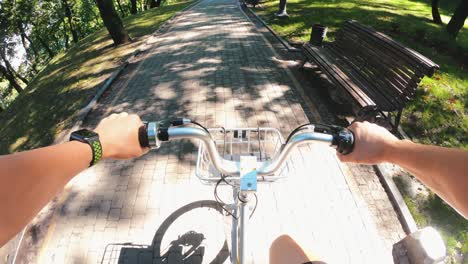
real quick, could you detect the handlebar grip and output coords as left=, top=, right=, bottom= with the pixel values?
left=139, top=124, right=150, bottom=148
left=335, top=128, right=354, bottom=155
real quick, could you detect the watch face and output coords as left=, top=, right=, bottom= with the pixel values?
left=71, top=129, right=98, bottom=140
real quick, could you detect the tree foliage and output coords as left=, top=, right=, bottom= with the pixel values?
left=0, top=0, right=150, bottom=103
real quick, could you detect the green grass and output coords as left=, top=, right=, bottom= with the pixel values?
left=252, top=0, right=467, bottom=262
left=394, top=177, right=468, bottom=263
left=255, top=0, right=467, bottom=149
left=0, top=0, right=195, bottom=154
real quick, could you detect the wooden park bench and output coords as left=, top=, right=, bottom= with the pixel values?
left=302, top=20, right=439, bottom=131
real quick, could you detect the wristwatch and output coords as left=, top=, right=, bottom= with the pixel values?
left=69, top=129, right=103, bottom=167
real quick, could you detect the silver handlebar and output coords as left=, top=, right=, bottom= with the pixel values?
left=149, top=125, right=335, bottom=177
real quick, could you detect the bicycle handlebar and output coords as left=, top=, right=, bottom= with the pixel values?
left=139, top=119, right=354, bottom=176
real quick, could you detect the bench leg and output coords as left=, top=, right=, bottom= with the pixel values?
left=393, top=109, right=402, bottom=133
left=300, top=59, right=308, bottom=69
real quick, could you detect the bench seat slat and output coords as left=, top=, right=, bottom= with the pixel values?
left=327, top=46, right=407, bottom=108
left=303, top=45, right=396, bottom=111
left=330, top=40, right=412, bottom=102
left=334, top=31, right=420, bottom=96
left=317, top=47, right=402, bottom=110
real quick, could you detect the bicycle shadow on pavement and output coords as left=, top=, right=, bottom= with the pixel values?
left=102, top=200, right=230, bottom=264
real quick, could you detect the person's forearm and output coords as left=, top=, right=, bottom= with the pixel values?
left=0, top=141, right=91, bottom=246
left=386, top=140, right=468, bottom=218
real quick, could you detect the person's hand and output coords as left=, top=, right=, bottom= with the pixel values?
left=94, top=112, right=149, bottom=159
left=337, top=121, right=399, bottom=164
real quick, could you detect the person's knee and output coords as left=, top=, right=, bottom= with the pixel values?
left=270, top=234, right=295, bottom=253
left=270, top=234, right=323, bottom=264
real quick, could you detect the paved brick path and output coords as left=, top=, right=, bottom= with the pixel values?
left=31, top=0, right=405, bottom=263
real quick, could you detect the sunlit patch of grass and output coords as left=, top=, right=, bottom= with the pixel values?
left=0, top=0, right=195, bottom=154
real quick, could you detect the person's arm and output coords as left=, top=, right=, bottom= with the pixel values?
left=337, top=121, right=468, bottom=219
left=0, top=113, right=148, bottom=246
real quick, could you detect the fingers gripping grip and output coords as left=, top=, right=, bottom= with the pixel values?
left=313, top=124, right=354, bottom=155
left=139, top=123, right=150, bottom=148
left=334, top=128, right=354, bottom=155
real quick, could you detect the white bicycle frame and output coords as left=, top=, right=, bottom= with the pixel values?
left=145, top=123, right=341, bottom=264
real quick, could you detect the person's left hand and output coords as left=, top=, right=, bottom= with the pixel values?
left=94, top=112, right=149, bottom=159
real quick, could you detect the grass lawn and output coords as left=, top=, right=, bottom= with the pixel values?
left=252, top=0, right=467, bottom=261
left=0, top=0, right=195, bottom=154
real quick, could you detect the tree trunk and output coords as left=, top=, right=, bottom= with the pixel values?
left=0, top=96, right=6, bottom=112
left=0, top=53, right=29, bottom=85
left=35, top=34, right=55, bottom=59
left=116, top=0, right=126, bottom=17
left=62, top=0, right=79, bottom=43
left=0, top=64, right=23, bottom=94
left=276, top=0, right=288, bottom=16
left=154, top=0, right=162, bottom=7
left=147, top=0, right=158, bottom=8
left=277, top=0, right=288, bottom=16
left=432, top=0, right=442, bottom=24
left=447, top=0, right=468, bottom=38
left=62, top=18, right=70, bottom=48
left=130, top=0, right=137, bottom=14
left=95, top=0, right=131, bottom=45
left=17, top=21, right=39, bottom=58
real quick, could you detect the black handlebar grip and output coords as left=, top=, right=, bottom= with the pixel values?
left=139, top=124, right=150, bottom=148
left=335, top=128, right=355, bottom=155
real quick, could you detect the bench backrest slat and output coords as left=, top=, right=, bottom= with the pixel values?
left=344, top=21, right=439, bottom=76
left=332, top=33, right=417, bottom=106
left=332, top=21, right=438, bottom=105
left=334, top=30, right=420, bottom=91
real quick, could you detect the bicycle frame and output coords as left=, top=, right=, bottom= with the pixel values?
left=142, top=120, right=354, bottom=264
left=226, top=184, right=254, bottom=264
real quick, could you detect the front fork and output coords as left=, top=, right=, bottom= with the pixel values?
left=231, top=188, right=253, bottom=264
left=233, top=156, right=258, bottom=264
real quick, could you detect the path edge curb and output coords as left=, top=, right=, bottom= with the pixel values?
left=241, top=4, right=301, bottom=52
left=374, top=164, right=418, bottom=234
left=374, top=128, right=418, bottom=235
left=8, top=2, right=202, bottom=263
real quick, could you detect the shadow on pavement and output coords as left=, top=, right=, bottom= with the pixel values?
left=101, top=200, right=230, bottom=264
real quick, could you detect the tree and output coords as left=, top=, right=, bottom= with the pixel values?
left=62, top=0, right=79, bottom=43
left=446, top=0, right=468, bottom=38
left=115, top=0, right=126, bottom=17
left=432, top=0, right=442, bottom=24
left=147, top=0, right=159, bottom=8
left=130, top=0, right=137, bottom=14
left=0, top=64, right=23, bottom=94
left=0, top=49, right=28, bottom=85
left=275, top=0, right=288, bottom=17
left=95, top=0, right=131, bottom=45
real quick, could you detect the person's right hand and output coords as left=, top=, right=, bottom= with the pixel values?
left=337, top=121, right=399, bottom=164
left=94, top=112, right=149, bottom=159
